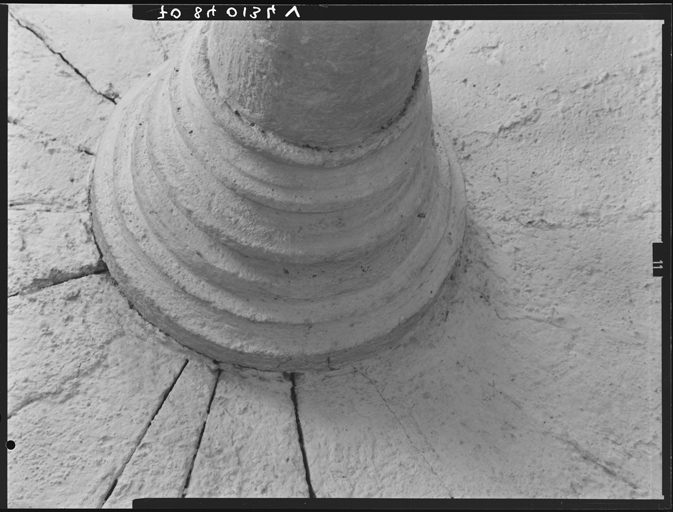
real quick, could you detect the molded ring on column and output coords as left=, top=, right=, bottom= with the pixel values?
left=91, top=24, right=467, bottom=371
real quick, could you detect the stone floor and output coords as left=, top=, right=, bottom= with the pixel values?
left=7, top=6, right=663, bottom=507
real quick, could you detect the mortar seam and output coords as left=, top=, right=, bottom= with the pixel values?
left=99, top=358, right=189, bottom=508
left=180, top=368, right=220, bottom=498
left=289, top=373, right=316, bottom=499
left=357, top=369, right=454, bottom=498
left=8, top=268, right=110, bottom=299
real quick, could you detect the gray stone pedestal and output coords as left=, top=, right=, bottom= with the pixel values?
left=91, top=21, right=466, bottom=370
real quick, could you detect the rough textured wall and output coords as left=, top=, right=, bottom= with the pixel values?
left=7, top=6, right=663, bottom=506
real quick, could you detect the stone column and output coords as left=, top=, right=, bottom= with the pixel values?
left=91, top=21, right=466, bottom=371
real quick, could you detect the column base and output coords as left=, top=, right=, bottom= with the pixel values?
left=91, top=38, right=466, bottom=372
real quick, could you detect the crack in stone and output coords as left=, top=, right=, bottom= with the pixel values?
left=357, top=369, right=454, bottom=498
left=150, top=23, right=169, bottom=61
left=9, top=11, right=118, bottom=105
left=7, top=331, right=123, bottom=421
left=435, top=331, right=643, bottom=494
left=492, top=307, right=563, bottom=326
left=7, top=390, right=63, bottom=421
left=491, top=307, right=586, bottom=337
left=8, top=267, right=109, bottom=298
left=99, top=359, right=189, bottom=508
left=181, top=368, right=220, bottom=498
left=229, top=362, right=296, bottom=375
left=86, top=175, right=108, bottom=265
left=9, top=118, right=98, bottom=156
left=101, top=479, right=118, bottom=506
left=514, top=217, right=564, bottom=230
left=289, top=373, right=316, bottom=499
left=86, top=224, right=107, bottom=272
left=552, top=434, right=640, bottom=491
left=30, top=264, right=108, bottom=286
left=9, top=205, right=60, bottom=212
left=98, top=268, right=225, bottom=374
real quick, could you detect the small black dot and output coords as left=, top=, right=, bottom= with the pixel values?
left=7, top=440, right=16, bottom=450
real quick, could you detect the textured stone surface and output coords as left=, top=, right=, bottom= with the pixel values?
left=8, top=5, right=189, bottom=103
left=300, top=258, right=659, bottom=497
left=103, top=359, right=218, bottom=508
left=90, top=21, right=466, bottom=370
left=8, top=209, right=104, bottom=296
left=295, top=371, right=452, bottom=498
left=7, top=275, right=188, bottom=507
left=298, top=19, right=662, bottom=499
left=7, top=122, right=95, bottom=211
left=428, top=24, right=661, bottom=496
left=184, top=370, right=308, bottom=498
left=6, top=7, right=663, bottom=505
left=7, top=10, right=114, bottom=155
left=208, top=21, right=432, bottom=146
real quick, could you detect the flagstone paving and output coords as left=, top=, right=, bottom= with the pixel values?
left=7, top=6, right=663, bottom=506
